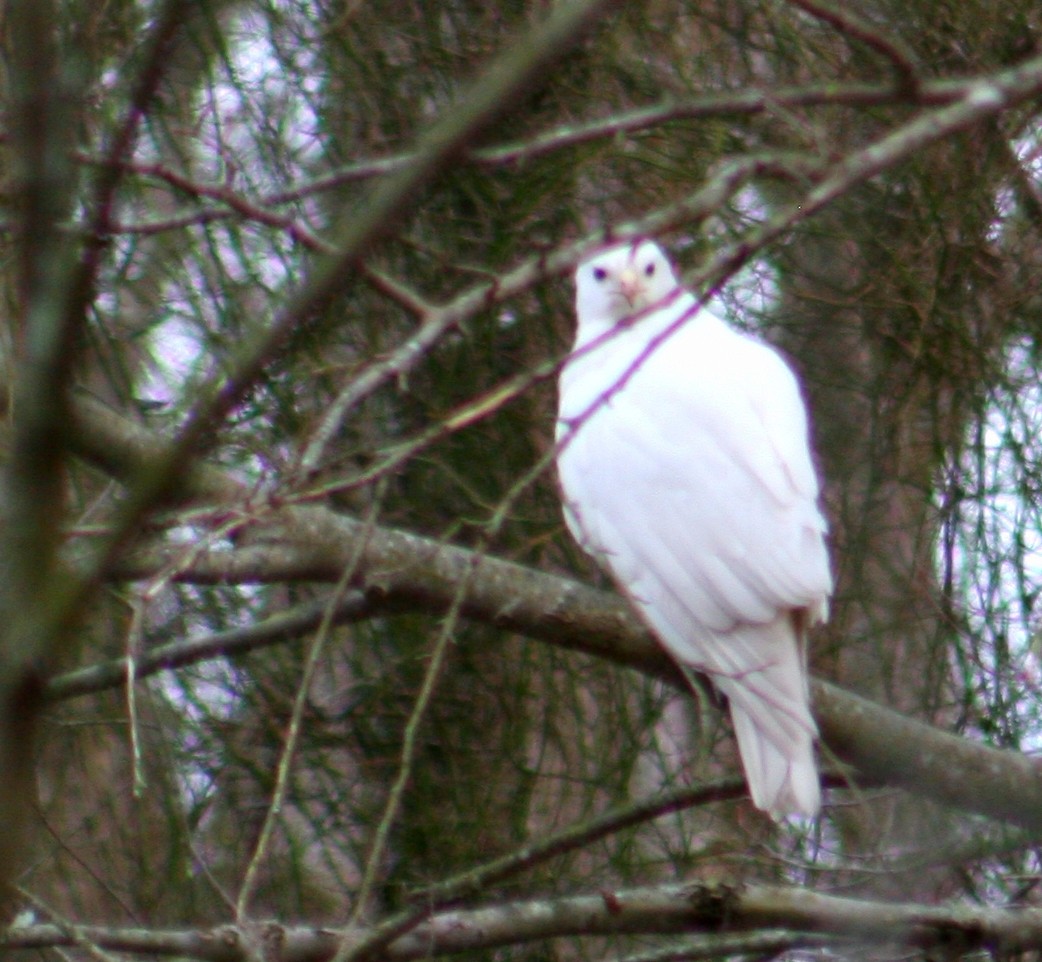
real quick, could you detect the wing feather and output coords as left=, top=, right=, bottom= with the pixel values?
left=558, top=284, right=830, bottom=816
left=559, top=306, right=830, bottom=629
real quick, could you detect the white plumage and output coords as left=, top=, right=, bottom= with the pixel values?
left=556, top=239, right=832, bottom=817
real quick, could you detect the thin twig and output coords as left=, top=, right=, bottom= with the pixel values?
left=295, top=156, right=770, bottom=480
left=783, top=0, right=920, bottom=96
left=339, top=565, right=471, bottom=941
left=235, top=489, right=385, bottom=921
left=414, top=777, right=749, bottom=904
left=14, top=888, right=124, bottom=962
left=269, top=79, right=965, bottom=200
left=333, top=398, right=599, bottom=961
left=57, top=0, right=623, bottom=634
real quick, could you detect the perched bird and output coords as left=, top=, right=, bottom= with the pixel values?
left=556, top=238, right=832, bottom=817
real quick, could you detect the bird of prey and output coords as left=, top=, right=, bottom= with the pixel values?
left=555, top=238, right=832, bottom=817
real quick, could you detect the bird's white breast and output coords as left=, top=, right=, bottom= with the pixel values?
left=556, top=296, right=831, bottom=631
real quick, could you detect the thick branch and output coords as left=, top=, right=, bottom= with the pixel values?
left=64, top=392, right=1042, bottom=832
left=8, top=882, right=1042, bottom=958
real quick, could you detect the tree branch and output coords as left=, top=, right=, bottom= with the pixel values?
left=61, top=392, right=1042, bottom=832
left=270, top=79, right=971, bottom=199
left=93, top=77, right=977, bottom=239
left=8, top=881, right=1042, bottom=958
left=783, top=0, right=920, bottom=95
left=56, top=0, right=627, bottom=627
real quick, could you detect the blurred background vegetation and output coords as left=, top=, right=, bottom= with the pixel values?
left=5, top=0, right=1042, bottom=959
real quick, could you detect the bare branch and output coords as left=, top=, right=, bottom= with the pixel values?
left=90, top=79, right=976, bottom=239
left=783, top=0, right=921, bottom=95
left=56, top=0, right=627, bottom=624
left=58, top=392, right=1042, bottom=833
left=272, top=79, right=971, bottom=199
left=9, top=881, right=1042, bottom=958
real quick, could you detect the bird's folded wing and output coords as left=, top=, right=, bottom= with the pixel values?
left=558, top=318, right=831, bottom=639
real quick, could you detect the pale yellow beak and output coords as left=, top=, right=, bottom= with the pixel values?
left=617, top=268, right=644, bottom=305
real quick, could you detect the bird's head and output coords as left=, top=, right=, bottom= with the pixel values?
left=574, top=239, right=680, bottom=335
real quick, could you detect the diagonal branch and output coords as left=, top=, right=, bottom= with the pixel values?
left=60, top=391, right=1042, bottom=833
left=52, top=0, right=627, bottom=642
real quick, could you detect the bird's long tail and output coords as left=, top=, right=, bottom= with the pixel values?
left=709, top=613, right=820, bottom=818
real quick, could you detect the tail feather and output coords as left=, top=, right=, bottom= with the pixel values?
left=726, top=687, right=820, bottom=816
left=632, top=583, right=822, bottom=817
left=716, top=617, right=821, bottom=821
left=694, top=613, right=820, bottom=818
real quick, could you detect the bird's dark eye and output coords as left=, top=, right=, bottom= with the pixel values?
left=592, top=267, right=607, bottom=281
left=644, top=262, right=656, bottom=277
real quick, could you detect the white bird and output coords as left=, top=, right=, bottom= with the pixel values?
left=556, top=238, right=832, bottom=817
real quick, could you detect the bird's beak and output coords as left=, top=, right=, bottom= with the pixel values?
left=618, top=268, right=643, bottom=306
